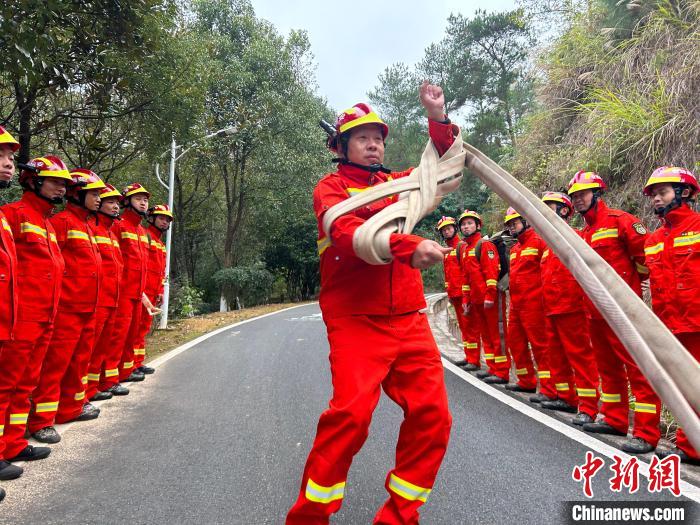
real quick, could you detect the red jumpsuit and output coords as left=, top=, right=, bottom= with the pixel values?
left=113, top=208, right=149, bottom=381
left=644, top=204, right=700, bottom=457
left=0, top=210, right=18, bottom=456
left=443, top=235, right=469, bottom=361
left=287, top=120, right=455, bottom=525
left=0, top=192, right=64, bottom=459
left=29, top=203, right=102, bottom=428
left=507, top=228, right=555, bottom=397
left=581, top=199, right=660, bottom=446
left=540, top=242, right=599, bottom=416
left=133, top=224, right=166, bottom=369
left=86, top=214, right=124, bottom=398
left=461, top=233, right=510, bottom=378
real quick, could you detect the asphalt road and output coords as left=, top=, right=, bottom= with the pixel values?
left=1, top=302, right=695, bottom=524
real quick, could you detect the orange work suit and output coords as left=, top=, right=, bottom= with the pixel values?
left=113, top=208, right=148, bottom=381
left=507, top=228, right=554, bottom=396
left=442, top=235, right=469, bottom=361
left=0, top=192, right=64, bottom=459
left=540, top=242, right=599, bottom=416
left=287, top=119, right=456, bottom=525
left=133, top=224, right=166, bottom=369
left=581, top=199, right=660, bottom=446
left=461, top=233, right=509, bottom=378
left=644, top=204, right=700, bottom=457
left=29, top=203, right=102, bottom=428
left=86, top=214, right=124, bottom=397
left=0, top=209, right=18, bottom=457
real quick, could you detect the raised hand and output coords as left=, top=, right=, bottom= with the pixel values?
left=419, top=81, right=446, bottom=121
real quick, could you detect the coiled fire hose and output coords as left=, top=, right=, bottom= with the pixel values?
left=323, top=134, right=699, bottom=451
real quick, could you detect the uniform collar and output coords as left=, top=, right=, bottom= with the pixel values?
left=21, top=191, right=56, bottom=217
left=338, top=163, right=390, bottom=187
left=66, top=202, right=92, bottom=221
left=582, top=199, right=608, bottom=226
left=463, top=231, right=482, bottom=247
left=663, top=204, right=695, bottom=228
left=122, top=208, right=144, bottom=226
left=147, top=223, right=163, bottom=240
left=517, top=227, right=534, bottom=244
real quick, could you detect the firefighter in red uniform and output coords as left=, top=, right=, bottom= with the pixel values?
left=503, top=207, right=556, bottom=402
left=568, top=170, right=660, bottom=454
left=287, top=83, right=454, bottom=525
left=29, top=169, right=105, bottom=443
left=642, top=166, right=700, bottom=464
left=436, top=216, right=470, bottom=366
left=0, top=128, right=22, bottom=488
left=132, top=204, right=172, bottom=375
left=537, top=192, right=600, bottom=425
left=113, top=183, right=150, bottom=383
left=86, top=183, right=129, bottom=400
left=0, top=156, right=68, bottom=464
left=459, top=210, right=510, bottom=381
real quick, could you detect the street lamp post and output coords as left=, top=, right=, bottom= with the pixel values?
left=155, top=126, right=236, bottom=329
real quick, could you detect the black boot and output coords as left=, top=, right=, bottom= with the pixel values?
left=453, top=359, right=468, bottom=367
left=529, top=393, right=556, bottom=404
left=123, top=371, right=145, bottom=382
left=0, top=486, right=5, bottom=503
left=32, top=426, right=60, bottom=444
left=482, top=375, right=508, bottom=385
left=107, top=383, right=129, bottom=396
left=0, top=460, right=23, bottom=480
left=505, top=383, right=537, bottom=393
left=656, top=447, right=700, bottom=466
left=622, top=437, right=654, bottom=455
left=475, top=370, right=490, bottom=379
left=73, top=402, right=100, bottom=422
left=90, top=390, right=113, bottom=401
left=541, top=399, right=577, bottom=413
left=461, top=363, right=480, bottom=371
left=582, top=420, right=627, bottom=436
left=136, top=365, right=155, bottom=375
left=7, top=445, right=51, bottom=462
left=572, top=412, right=594, bottom=426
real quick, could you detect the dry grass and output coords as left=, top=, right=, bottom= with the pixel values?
left=143, top=302, right=311, bottom=361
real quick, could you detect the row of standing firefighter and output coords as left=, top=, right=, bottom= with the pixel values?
left=0, top=126, right=172, bottom=502
left=439, top=166, right=700, bottom=466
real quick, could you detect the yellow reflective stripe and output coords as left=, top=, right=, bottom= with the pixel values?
left=509, top=253, right=517, bottom=261
left=576, top=388, right=598, bottom=398
left=94, top=235, right=112, bottom=244
left=67, top=230, right=90, bottom=241
left=465, top=343, right=478, bottom=349
left=494, top=356, right=508, bottom=363
left=317, top=236, right=330, bottom=256
left=74, top=391, right=86, bottom=401
left=444, top=282, right=448, bottom=289
left=537, top=370, right=551, bottom=379
left=468, top=249, right=476, bottom=257
left=555, top=383, right=570, bottom=391
left=0, top=424, right=4, bottom=436
left=121, top=232, right=138, bottom=241
left=673, top=233, right=700, bottom=248
left=87, top=373, right=101, bottom=382
left=634, top=402, right=657, bottom=414
left=461, top=285, right=469, bottom=291
left=34, top=402, right=58, bottom=413
left=635, top=262, right=649, bottom=274
left=122, top=361, right=134, bottom=369
left=346, top=187, right=369, bottom=195
left=516, top=368, right=529, bottom=376
left=483, top=353, right=494, bottom=360
left=601, top=392, right=621, bottom=403
left=520, top=248, right=539, bottom=257
left=112, top=240, right=120, bottom=249
left=105, top=368, right=119, bottom=378
left=9, top=412, right=29, bottom=423
left=20, top=222, right=47, bottom=238
left=388, top=473, right=431, bottom=503
left=50, top=233, right=57, bottom=243
left=133, top=348, right=146, bottom=356
left=1, top=217, right=12, bottom=236
left=140, top=235, right=149, bottom=244
left=591, top=228, right=619, bottom=242
left=485, top=279, right=497, bottom=287
left=542, top=249, right=550, bottom=259
left=305, top=478, right=346, bottom=504
left=81, top=376, right=88, bottom=385
left=644, top=242, right=664, bottom=256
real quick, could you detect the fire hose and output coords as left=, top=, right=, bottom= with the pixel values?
left=322, top=134, right=700, bottom=452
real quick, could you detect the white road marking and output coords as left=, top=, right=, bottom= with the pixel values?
left=442, top=359, right=700, bottom=503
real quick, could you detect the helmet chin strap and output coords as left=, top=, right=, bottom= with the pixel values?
left=333, top=158, right=391, bottom=174
left=0, top=180, right=11, bottom=189
left=511, top=219, right=529, bottom=239
left=33, top=179, right=64, bottom=205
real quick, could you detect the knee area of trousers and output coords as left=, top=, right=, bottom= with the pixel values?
left=323, top=406, right=374, bottom=439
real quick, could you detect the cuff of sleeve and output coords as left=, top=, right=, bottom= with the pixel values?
left=428, top=119, right=460, bottom=157
left=390, top=233, right=424, bottom=265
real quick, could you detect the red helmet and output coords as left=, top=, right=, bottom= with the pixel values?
left=148, top=204, right=173, bottom=219
left=0, top=126, right=19, bottom=153
left=329, top=103, right=389, bottom=152
left=542, top=191, right=573, bottom=214
left=121, top=182, right=150, bottom=203
left=436, top=216, right=456, bottom=231
left=69, top=168, right=106, bottom=190
left=643, top=166, right=699, bottom=197
left=99, top=183, right=121, bottom=200
left=19, top=156, right=72, bottom=187
left=504, top=207, right=521, bottom=224
left=567, top=170, right=607, bottom=195
left=458, top=210, right=482, bottom=227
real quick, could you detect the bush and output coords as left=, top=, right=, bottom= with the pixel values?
left=170, top=278, right=205, bottom=318
left=213, top=263, right=274, bottom=309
